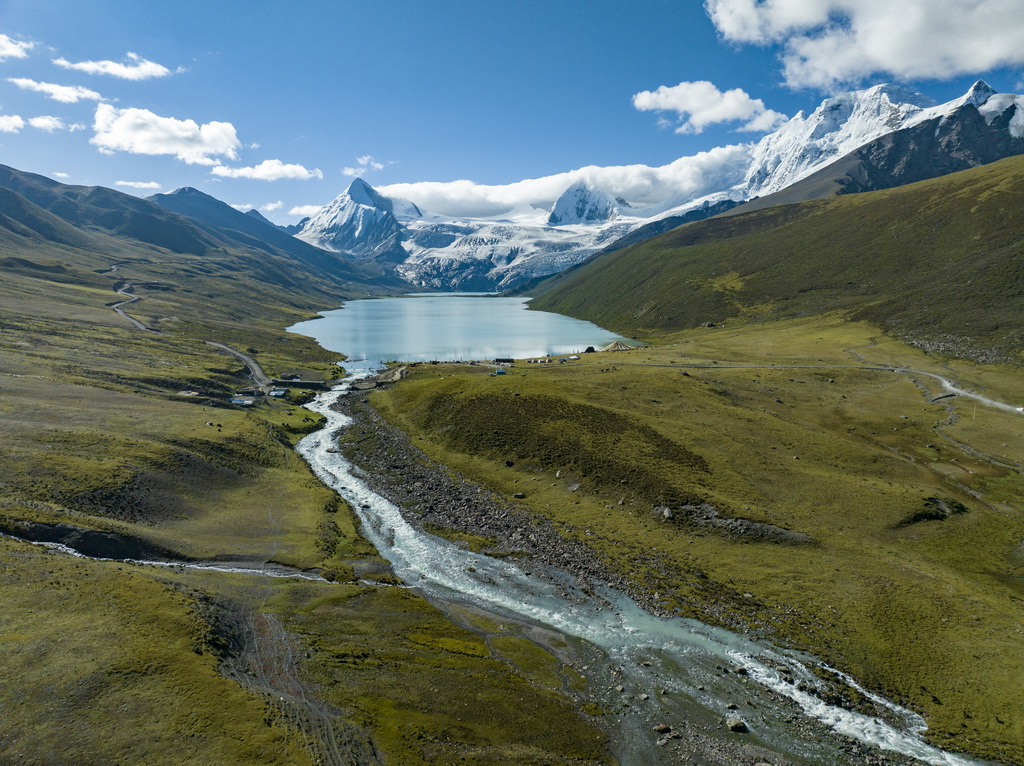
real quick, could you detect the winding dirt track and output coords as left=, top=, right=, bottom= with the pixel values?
left=205, top=341, right=273, bottom=390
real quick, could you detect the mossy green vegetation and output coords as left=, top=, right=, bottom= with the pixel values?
left=267, top=582, right=610, bottom=765
left=372, top=315, right=1024, bottom=763
left=0, top=537, right=313, bottom=766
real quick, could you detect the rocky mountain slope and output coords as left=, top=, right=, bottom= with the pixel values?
left=296, top=178, right=415, bottom=268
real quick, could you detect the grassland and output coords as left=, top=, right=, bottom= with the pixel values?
left=371, top=314, right=1024, bottom=763
left=0, top=227, right=608, bottom=763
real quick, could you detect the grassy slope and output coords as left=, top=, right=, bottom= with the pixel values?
left=530, top=154, right=1024, bottom=362
left=0, top=217, right=608, bottom=761
left=373, top=315, right=1024, bottom=763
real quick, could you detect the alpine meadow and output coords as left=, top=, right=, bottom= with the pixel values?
left=1, top=3, right=1023, bottom=765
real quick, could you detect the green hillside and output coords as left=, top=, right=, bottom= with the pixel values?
left=531, top=154, right=1024, bottom=364
left=0, top=171, right=608, bottom=765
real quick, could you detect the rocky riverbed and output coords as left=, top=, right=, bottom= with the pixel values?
left=325, top=388, right=942, bottom=766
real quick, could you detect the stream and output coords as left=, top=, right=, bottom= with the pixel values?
left=296, top=370, right=986, bottom=766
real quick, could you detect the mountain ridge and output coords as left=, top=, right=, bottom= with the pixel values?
left=297, top=81, right=1024, bottom=291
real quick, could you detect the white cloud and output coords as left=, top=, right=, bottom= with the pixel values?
left=288, top=204, right=322, bottom=217
left=232, top=200, right=283, bottom=213
left=379, top=144, right=753, bottom=218
left=211, top=159, right=322, bottom=180
left=632, top=80, right=786, bottom=133
left=115, top=180, right=161, bottom=190
left=91, top=104, right=240, bottom=165
left=705, top=0, right=1024, bottom=89
left=8, top=77, right=104, bottom=103
left=342, top=153, right=386, bottom=177
left=0, top=114, right=24, bottom=133
left=28, top=115, right=84, bottom=132
left=53, top=172, right=70, bottom=178
left=0, top=34, right=34, bottom=62
left=53, top=52, right=173, bottom=80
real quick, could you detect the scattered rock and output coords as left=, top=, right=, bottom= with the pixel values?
left=653, top=723, right=672, bottom=734
left=725, top=717, right=749, bottom=733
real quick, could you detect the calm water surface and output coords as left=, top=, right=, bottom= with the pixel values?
left=287, top=293, right=631, bottom=364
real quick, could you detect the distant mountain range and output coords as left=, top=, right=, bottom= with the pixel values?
left=0, top=164, right=405, bottom=304
left=288, top=81, right=1024, bottom=290
left=2, top=81, right=1022, bottom=298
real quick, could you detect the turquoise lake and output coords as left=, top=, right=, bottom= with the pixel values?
left=287, top=294, right=631, bottom=364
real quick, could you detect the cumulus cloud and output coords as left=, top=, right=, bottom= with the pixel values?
left=53, top=52, right=174, bottom=80
left=91, top=104, right=240, bottom=165
left=210, top=159, right=322, bottom=180
left=53, top=172, right=70, bottom=178
left=379, top=144, right=753, bottom=218
left=115, top=180, right=161, bottom=190
left=8, top=77, right=104, bottom=103
left=28, top=115, right=84, bottom=132
left=0, top=114, right=24, bottom=133
left=342, top=153, right=386, bottom=177
left=288, top=204, right=322, bottom=217
left=705, top=0, right=1024, bottom=89
left=632, top=80, right=786, bottom=133
left=0, top=34, right=34, bottom=62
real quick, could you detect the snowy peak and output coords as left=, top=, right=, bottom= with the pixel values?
left=345, top=177, right=393, bottom=212
left=296, top=177, right=404, bottom=258
left=963, top=80, right=998, bottom=107
left=743, top=83, right=938, bottom=197
left=548, top=181, right=619, bottom=225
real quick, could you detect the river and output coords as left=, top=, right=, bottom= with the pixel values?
left=284, top=294, right=987, bottom=765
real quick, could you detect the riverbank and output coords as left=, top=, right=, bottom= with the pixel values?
left=329, top=381, right=951, bottom=766
left=361, top=315, right=1024, bottom=765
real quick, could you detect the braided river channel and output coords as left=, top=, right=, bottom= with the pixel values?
left=287, top=294, right=989, bottom=766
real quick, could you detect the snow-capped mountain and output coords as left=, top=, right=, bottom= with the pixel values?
left=295, top=81, right=1024, bottom=290
left=742, top=83, right=937, bottom=197
left=296, top=178, right=415, bottom=264
left=547, top=181, right=620, bottom=225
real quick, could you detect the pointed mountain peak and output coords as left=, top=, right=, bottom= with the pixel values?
left=166, top=186, right=206, bottom=198
left=963, top=80, right=997, bottom=107
left=344, top=177, right=392, bottom=212
left=548, top=180, right=619, bottom=226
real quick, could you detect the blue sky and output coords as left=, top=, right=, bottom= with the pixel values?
left=1, top=0, right=1022, bottom=221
